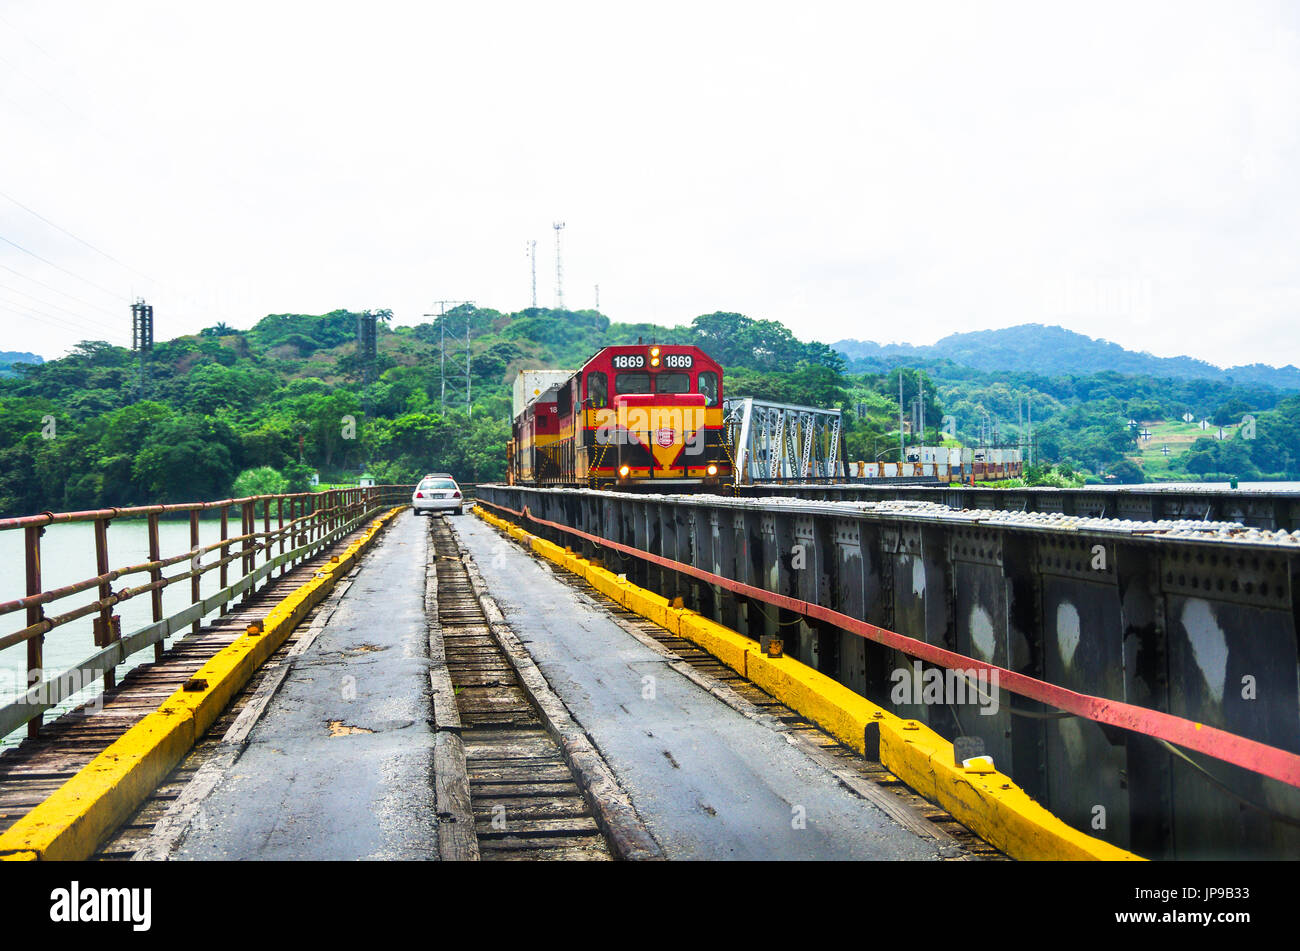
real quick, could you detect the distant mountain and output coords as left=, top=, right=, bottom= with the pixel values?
left=0, top=351, right=42, bottom=365
left=0, top=351, right=43, bottom=378
left=832, top=324, right=1300, bottom=391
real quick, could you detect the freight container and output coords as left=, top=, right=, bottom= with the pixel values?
left=513, top=370, right=574, bottom=420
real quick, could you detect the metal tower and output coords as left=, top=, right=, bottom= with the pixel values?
left=130, top=298, right=153, bottom=400
left=527, top=239, right=537, bottom=308
left=423, top=300, right=475, bottom=416
left=355, top=312, right=378, bottom=385
left=553, top=221, right=565, bottom=309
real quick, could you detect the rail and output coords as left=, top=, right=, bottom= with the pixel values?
left=474, top=496, right=1300, bottom=789
left=0, top=484, right=415, bottom=742
left=474, top=483, right=1300, bottom=858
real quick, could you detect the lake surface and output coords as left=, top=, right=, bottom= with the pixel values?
left=0, top=517, right=236, bottom=746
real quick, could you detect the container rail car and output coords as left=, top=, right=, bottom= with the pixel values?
left=508, top=344, right=732, bottom=490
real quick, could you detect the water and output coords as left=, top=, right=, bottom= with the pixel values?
left=0, top=517, right=238, bottom=746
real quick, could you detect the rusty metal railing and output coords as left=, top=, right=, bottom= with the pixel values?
left=0, top=485, right=415, bottom=742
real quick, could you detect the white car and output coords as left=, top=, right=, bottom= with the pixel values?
left=412, top=473, right=464, bottom=516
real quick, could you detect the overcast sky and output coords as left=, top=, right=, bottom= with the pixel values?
left=1, top=1, right=1298, bottom=367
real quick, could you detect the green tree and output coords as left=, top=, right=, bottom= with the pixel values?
left=231, top=466, right=288, bottom=503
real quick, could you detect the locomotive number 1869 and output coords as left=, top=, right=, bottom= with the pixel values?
left=612, top=354, right=645, bottom=369
left=664, top=354, right=693, bottom=368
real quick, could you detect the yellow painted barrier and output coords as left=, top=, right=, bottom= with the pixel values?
left=472, top=504, right=1142, bottom=862
left=0, top=507, right=404, bottom=861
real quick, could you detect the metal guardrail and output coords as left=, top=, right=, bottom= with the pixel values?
left=476, top=483, right=1300, bottom=858
left=0, top=485, right=415, bottom=741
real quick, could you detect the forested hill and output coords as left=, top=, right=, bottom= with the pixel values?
left=833, top=324, right=1300, bottom=391
left=2, top=305, right=1299, bottom=517
left=0, top=308, right=846, bottom=515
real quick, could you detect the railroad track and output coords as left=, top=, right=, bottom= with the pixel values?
left=429, top=516, right=612, bottom=860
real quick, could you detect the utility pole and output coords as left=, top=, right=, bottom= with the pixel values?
left=553, top=221, right=566, bottom=309
left=423, top=300, right=474, bottom=413
left=595, top=284, right=599, bottom=311
left=1027, top=395, right=1033, bottom=466
left=130, top=298, right=153, bottom=401
left=898, top=372, right=905, bottom=463
left=355, top=312, right=378, bottom=386
left=1018, top=396, right=1024, bottom=459
left=527, top=240, right=537, bottom=308
left=918, top=377, right=925, bottom=444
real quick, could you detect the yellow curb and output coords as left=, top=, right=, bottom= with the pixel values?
left=472, top=504, right=1142, bottom=862
left=0, top=507, right=404, bottom=861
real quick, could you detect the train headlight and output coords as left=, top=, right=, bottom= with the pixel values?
left=619, top=464, right=631, bottom=478
left=706, top=464, right=718, bottom=476
left=650, top=346, right=661, bottom=367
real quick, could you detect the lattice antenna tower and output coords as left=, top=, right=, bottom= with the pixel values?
left=553, top=221, right=565, bottom=309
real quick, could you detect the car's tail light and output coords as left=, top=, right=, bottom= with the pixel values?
left=453, top=491, right=461, bottom=498
left=415, top=492, right=424, bottom=498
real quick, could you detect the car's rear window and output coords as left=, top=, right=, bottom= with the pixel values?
left=420, top=479, right=457, bottom=490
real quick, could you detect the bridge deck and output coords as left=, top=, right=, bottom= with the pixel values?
left=24, top=508, right=997, bottom=860
left=0, top=531, right=369, bottom=840
left=450, top=513, right=973, bottom=860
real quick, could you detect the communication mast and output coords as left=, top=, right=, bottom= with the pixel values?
left=553, top=221, right=565, bottom=309
left=527, top=239, right=537, bottom=308
left=130, top=298, right=154, bottom=400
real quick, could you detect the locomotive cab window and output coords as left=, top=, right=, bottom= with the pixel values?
left=615, top=372, right=651, bottom=394
left=586, top=371, right=608, bottom=408
left=698, top=371, right=719, bottom=406
left=654, top=372, right=690, bottom=394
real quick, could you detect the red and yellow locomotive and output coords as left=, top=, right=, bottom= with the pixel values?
left=509, top=344, right=731, bottom=489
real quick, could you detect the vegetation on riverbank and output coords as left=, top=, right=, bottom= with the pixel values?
left=2, top=307, right=1297, bottom=515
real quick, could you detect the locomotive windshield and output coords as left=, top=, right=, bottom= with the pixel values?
left=654, top=372, right=690, bottom=393
left=614, top=372, right=651, bottom=394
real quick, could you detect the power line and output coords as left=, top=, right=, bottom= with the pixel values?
left=0, top=262, right=124, bottom=321
left=0, top=281, right=122, bottom=334
left=0, top=289, right=124, bottom=337
left=0, top=233, right=126, bottom=301
left=0, top=51, right=121, bottom=149
left=0, top=299, right=128, bottom=344
left=0, top=188, right=162, bottom=286
left=0, top=11, right=61, bottom=62
left=0, top=278, right=122, bottom=335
